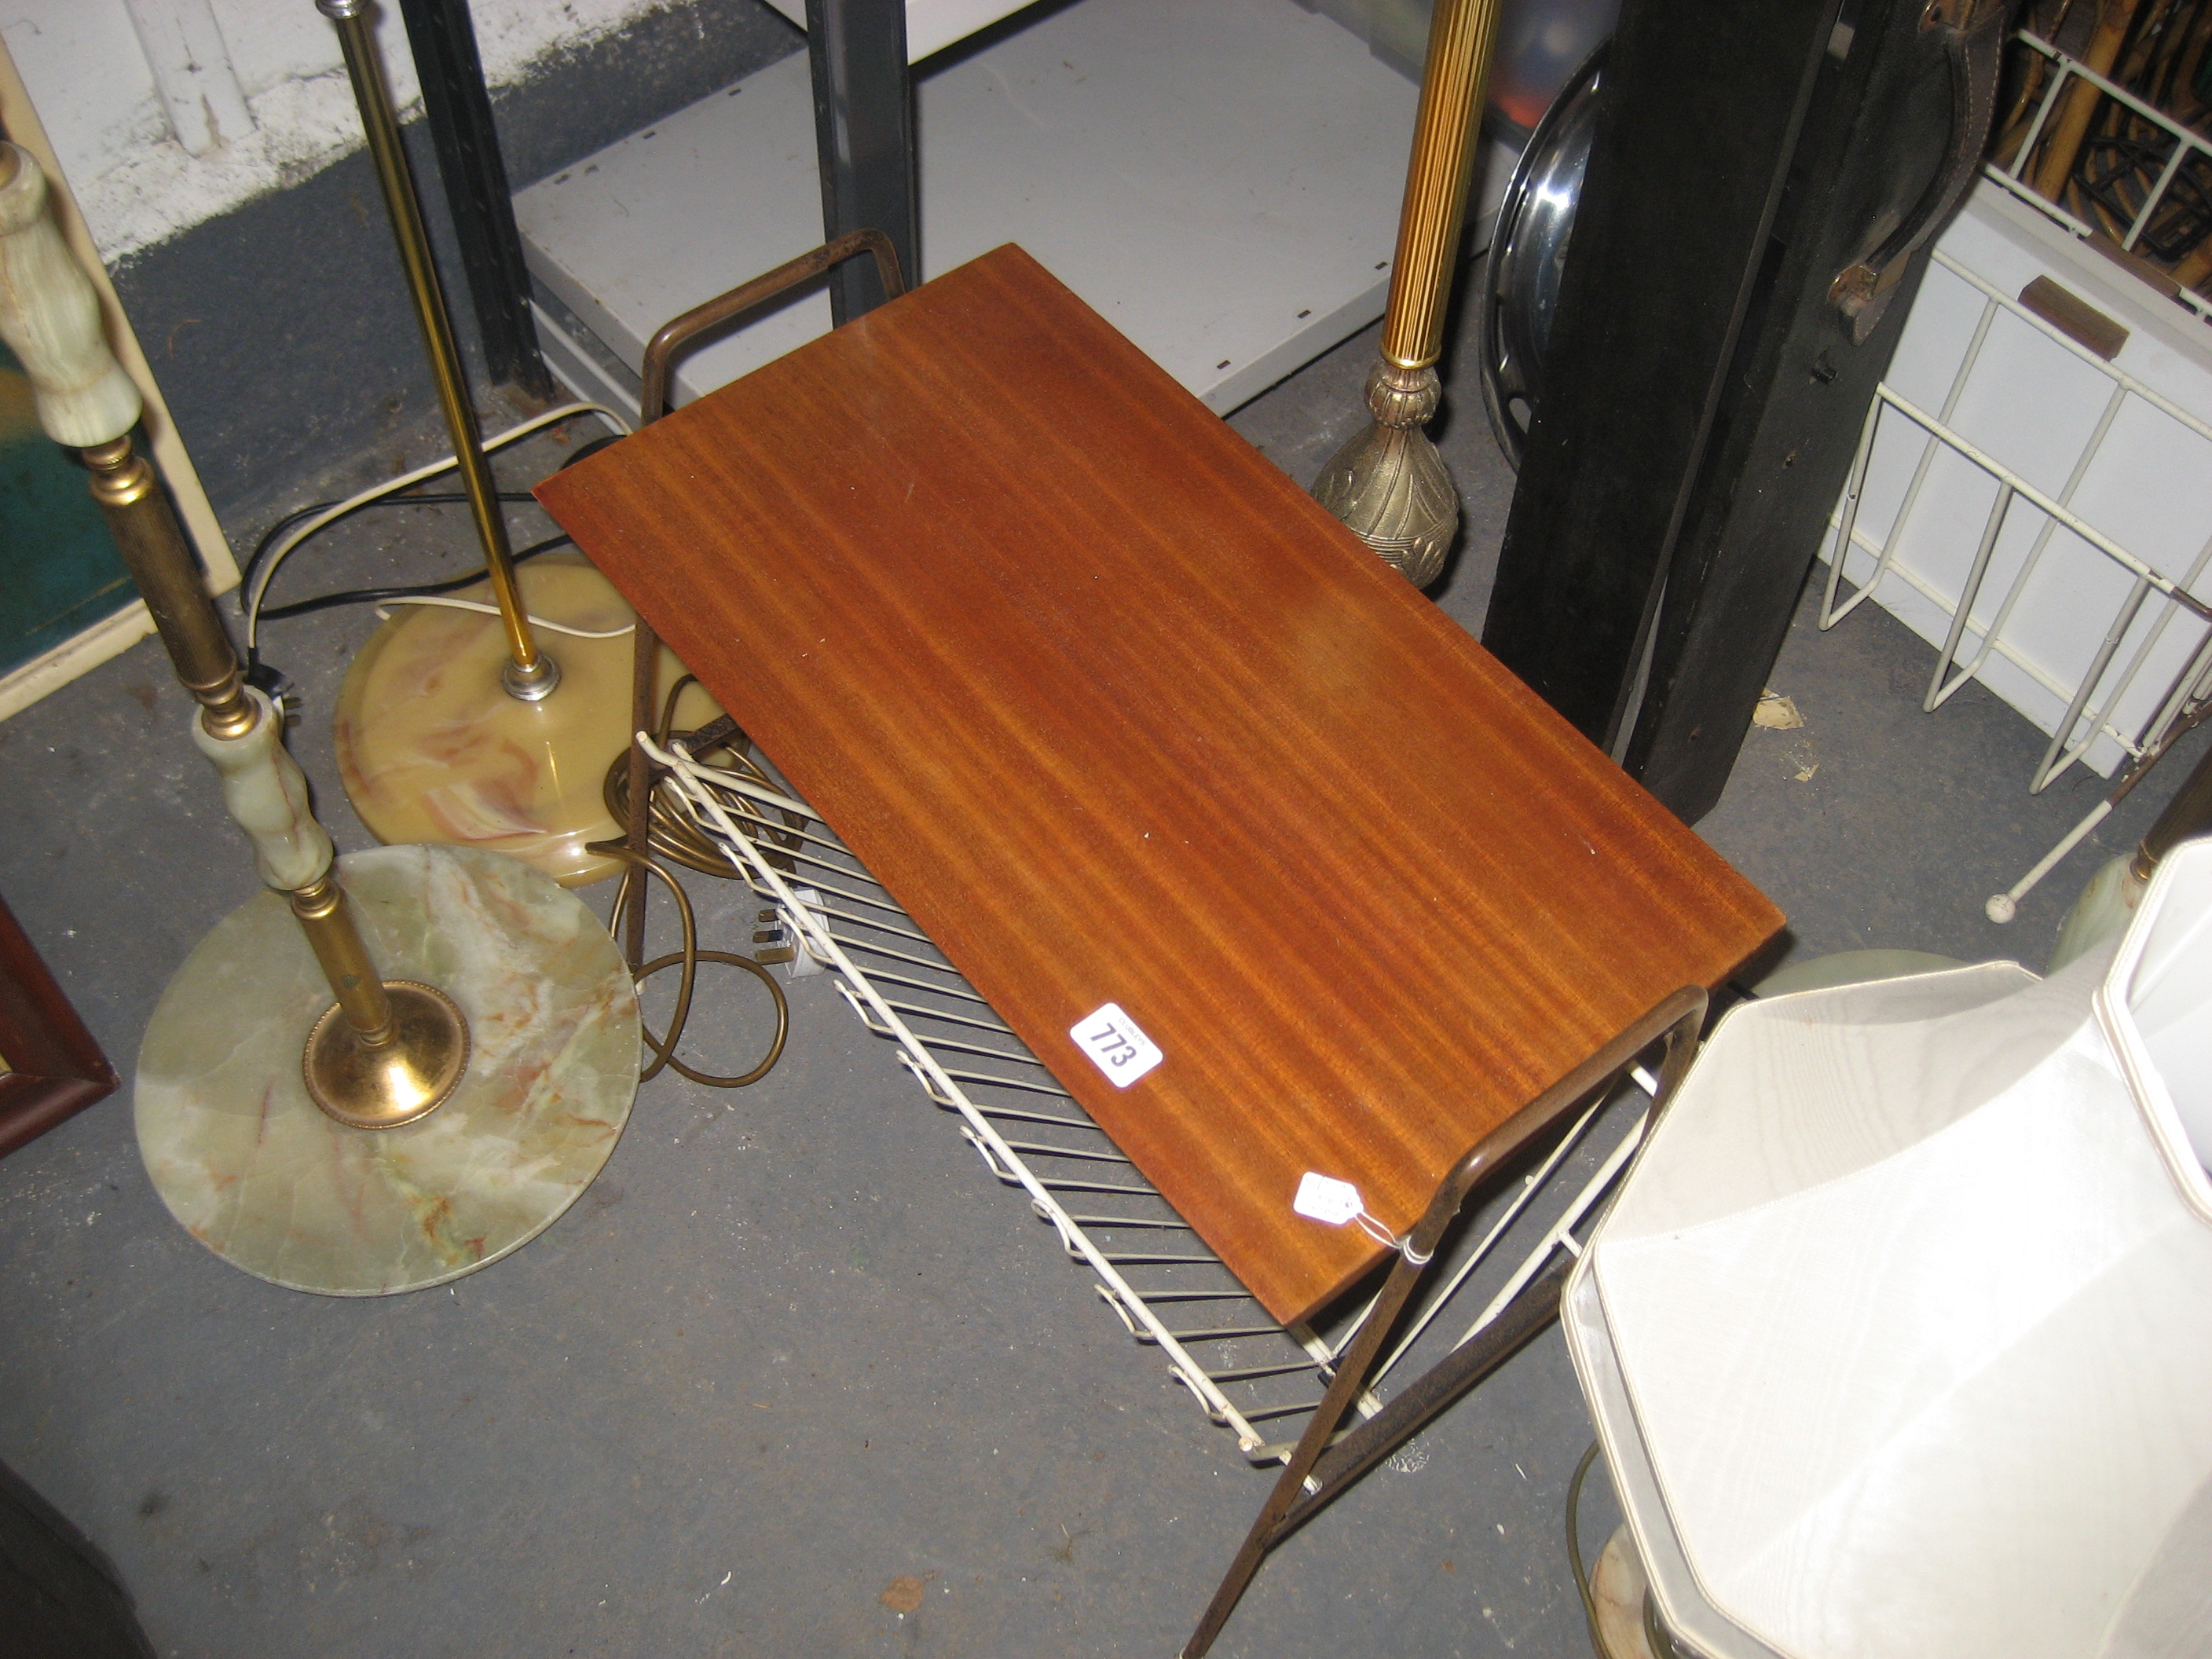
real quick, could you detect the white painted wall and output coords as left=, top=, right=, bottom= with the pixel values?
left=0, top=0, right=672, bottom=262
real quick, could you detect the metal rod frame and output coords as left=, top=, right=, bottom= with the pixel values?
left=394, top=0, right=552, bottom=397
left=1180, top=986, right=1706, bottom=1658
left=1993, top=27, right=2212, bottom=326
left=616, top=232, right=907, bottom=969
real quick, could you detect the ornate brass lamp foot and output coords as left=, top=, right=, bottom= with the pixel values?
left=303, top=981, right=470, bottom=1130
left=1310, top=362, right=1456, bottom=588
left=1312, top=0, right=1504, bottom=586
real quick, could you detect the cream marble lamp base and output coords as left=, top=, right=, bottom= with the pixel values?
left=1592, top=1525, right=1662, bottom=1659
left=136, top=844, right=641, bottom=1296
left=333, top=555, right=720, bottom=888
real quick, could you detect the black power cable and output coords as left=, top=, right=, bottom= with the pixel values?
left=240, top=429, right=628, bottom=690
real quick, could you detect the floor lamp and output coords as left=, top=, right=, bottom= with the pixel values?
left=0, top=139, right=641, bottom=1296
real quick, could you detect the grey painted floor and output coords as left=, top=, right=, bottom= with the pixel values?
left=2, top=288, right=2203, bottom=1659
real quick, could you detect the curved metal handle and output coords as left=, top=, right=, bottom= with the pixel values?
left=639, top=228, right=907, bottom=427
left=617, top=228, right=906, bottom=964
left=1828, top=0, right=2012, bottom=343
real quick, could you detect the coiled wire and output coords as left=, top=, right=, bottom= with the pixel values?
left=598, top=676, right=805, bottom=1088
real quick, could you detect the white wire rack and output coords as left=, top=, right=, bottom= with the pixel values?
left=637, top=733, right=1657, bottom=1466
left=1822, top=241, right=2212, bottom=800
left=1811, top=27, right=2212, bottom=917
left=1981, top=28, right=2212, bottom=328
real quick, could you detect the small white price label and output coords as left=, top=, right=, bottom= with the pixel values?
left=1293, top=1172, right=1366, bottom=1226
left=1069, top=1002, right=1163, bottom=1087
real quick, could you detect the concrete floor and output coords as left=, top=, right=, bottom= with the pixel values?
left=2, top=285, right=2203, bottom=1659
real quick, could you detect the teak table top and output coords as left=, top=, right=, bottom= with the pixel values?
left=538, top=245, right=1780, bottom=1324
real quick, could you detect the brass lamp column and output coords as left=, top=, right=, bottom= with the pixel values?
left=318, top=0, right=553, bottom=700
left=2048, top=740, right=2212, bottom=971
left=1312, top=0, right=1507, bottom=588
left=90, top=433, right=471, bottom=1129
left=0, top=140, right=465, bottom=1131
left=314, top=0, right=721, bottom=891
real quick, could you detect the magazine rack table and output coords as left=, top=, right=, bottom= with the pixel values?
left=538, top=243, right=1778, bottom=1651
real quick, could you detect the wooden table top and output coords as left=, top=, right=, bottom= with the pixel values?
left=538, top=244, right=1780, bottom=1325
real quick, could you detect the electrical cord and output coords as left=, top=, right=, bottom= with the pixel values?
left=253, top=528, right=573, bottom=627
left=1566, top=1441, right=1681, bottom=1659
left=1567, top=1439, right=1613, bottom=1659
left=240, top=489, right=538, bottom=605
left=370, top=595, right=635, bottom=638
left=587, top=838, right=789, bottom=1088
left=586, top=679, right=814, bottom=1090
left=241, top=400, right=631, bottom=659
left=602, top=676, right=806, bottom=882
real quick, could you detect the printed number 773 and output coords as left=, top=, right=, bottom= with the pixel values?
left=1087, top=1020, right=1138, bottom=1066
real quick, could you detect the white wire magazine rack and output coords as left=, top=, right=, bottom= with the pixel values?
left=1813, top=28, right=2212, bottom=915
left=636, top=734, right=1657, bottom=1467
left=1819, top=236, right=2212, bottom=911
left=1822, top=244, right=2212, bottom=791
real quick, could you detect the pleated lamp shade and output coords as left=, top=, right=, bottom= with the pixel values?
left=1566, top=837, right=2212, bottom=1659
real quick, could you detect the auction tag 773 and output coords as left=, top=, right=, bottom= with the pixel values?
left=1068, top=1002, right=1163, bottom=1087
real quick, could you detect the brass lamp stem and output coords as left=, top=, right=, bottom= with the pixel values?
left=1313, top=0, right=1506, bottom=588
left=79, top=434, right=470, bottom=1126
left=3, top=134, right=467, bottom=1129
left=288, top=873, right=396, bottom=1046
left=2133, top=744, right=2212, bottom=883
left=81, top=434, right=470, bottom=1126
left=81, top=438, right=258, bottom=739
left=1380, top=0, right=1507, bottom=372
left=318, top=0, right=557, bottom=701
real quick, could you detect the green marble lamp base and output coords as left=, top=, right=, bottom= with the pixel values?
left=136, top=844, right=641, bottom=1296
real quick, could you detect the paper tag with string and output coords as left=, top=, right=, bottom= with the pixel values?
left=1293, top=1171, right=1405, bottom=1253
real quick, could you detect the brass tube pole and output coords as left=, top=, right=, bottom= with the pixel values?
left=1379, top=0, right=1507, bottom=373
left=75, top=436, right=396, bottom=1043
left=84, top=424, right=492, bottom=1127
left=317, top=0, right=555, bottom=701
left=1312, top=0, right=1506, bottom=588
left=80, top=436, right=258, bottom=741
left=2134, top=743, right=2212, bottom=881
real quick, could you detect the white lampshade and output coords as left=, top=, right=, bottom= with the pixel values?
left=1566, top=837, right=2212, bottom=1659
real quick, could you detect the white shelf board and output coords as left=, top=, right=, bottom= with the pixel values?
left=756, top=0, right=1039, bottom=64
left=515, top=0, right=1437, bottom=416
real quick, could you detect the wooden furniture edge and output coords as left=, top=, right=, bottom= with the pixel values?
left=0, top=890, right=119, bottom=1159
